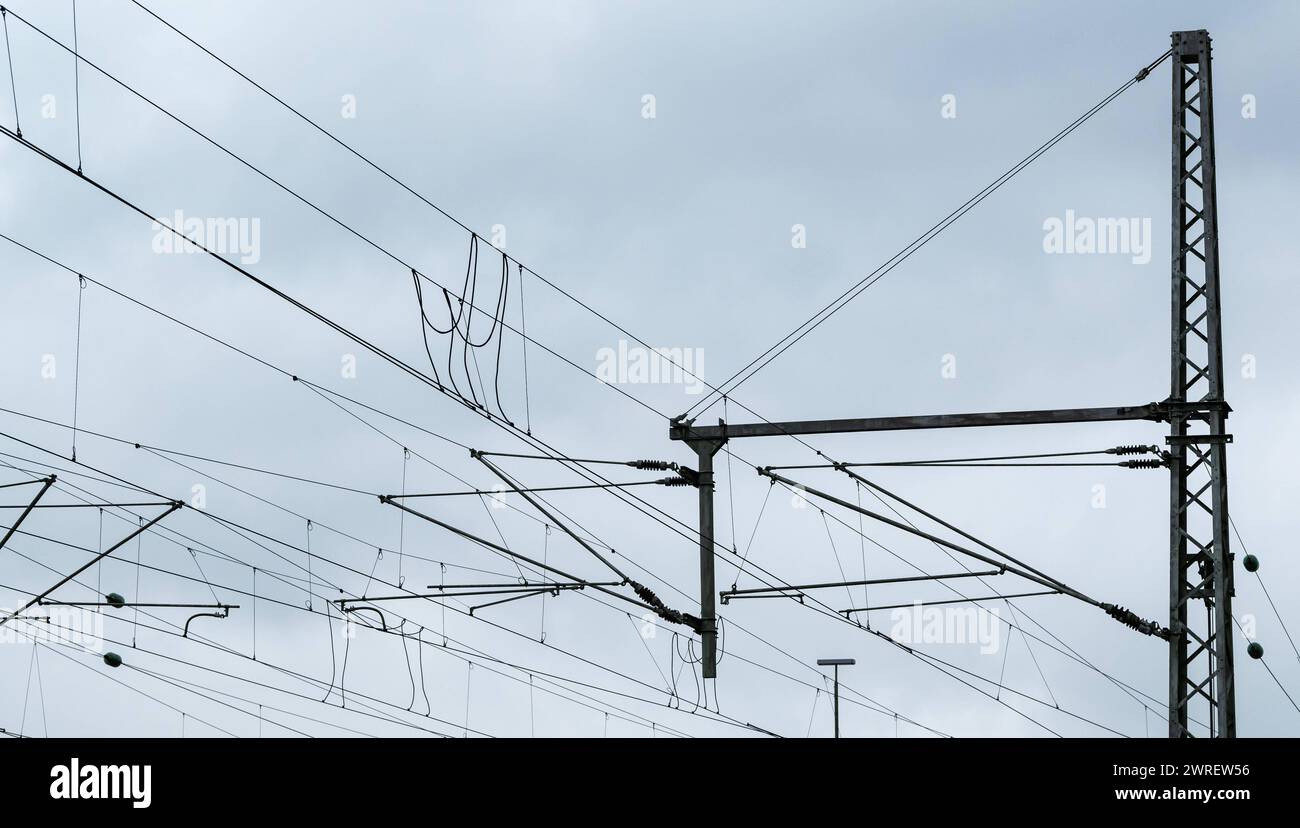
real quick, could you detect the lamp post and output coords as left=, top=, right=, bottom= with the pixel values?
left=816, top=658, right=855, bottom=738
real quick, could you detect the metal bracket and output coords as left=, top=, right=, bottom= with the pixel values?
left=1165, top=433, right=1232, bottom=446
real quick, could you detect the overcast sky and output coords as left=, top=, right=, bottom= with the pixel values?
left=1, top=0, right=1297, bottom=738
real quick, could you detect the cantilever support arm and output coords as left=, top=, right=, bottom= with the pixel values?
left=0, top=501, right=182, bottom=629
left=472, top=452, right=631, bottom=582
left=469, top=451, right=702, bottom=632
left=377, top=495, right=684, bottom=622
left=721, top=569, right=1005, bottom=603
left=758, top=468, right=1168, bottom=638
left=0, top=475, right=55, bottom=554
left=841, top=590, right=1061, bottom=615
left=669, top=401, right=1193, bottom=443
left=758, top=467, right=1080, bottom=600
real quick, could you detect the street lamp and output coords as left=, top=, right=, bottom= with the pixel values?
left=816, top=658, right=855, bottom=738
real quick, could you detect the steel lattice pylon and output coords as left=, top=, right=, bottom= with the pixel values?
left=672, top=32, right=1240, bottom=737
left=1167, top=29, right=1235, bottom=738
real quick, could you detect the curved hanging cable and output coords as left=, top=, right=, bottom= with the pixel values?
left=412, top=233, right=514, bottom=421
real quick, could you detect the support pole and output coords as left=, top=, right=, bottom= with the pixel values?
left=1168, top=29, right=1234, bottom=738
left=817, top=657, right=854, bottom=737
left=690, top=436, right=725, bottom=679
left=833, top=665, right=841, bottom=738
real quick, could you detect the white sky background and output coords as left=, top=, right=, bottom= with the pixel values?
left=0, top=0, right=1297, bottom=738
